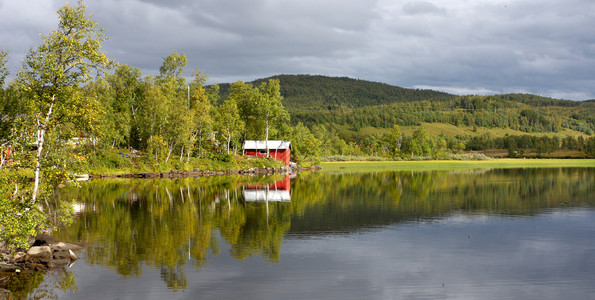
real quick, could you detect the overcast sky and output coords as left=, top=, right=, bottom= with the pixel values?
left=1, top=0, right=594, bottom=100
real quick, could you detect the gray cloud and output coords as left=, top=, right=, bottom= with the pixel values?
left=1, top=0, right=594, bottom=100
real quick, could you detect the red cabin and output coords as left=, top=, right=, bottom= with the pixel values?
left=242, top=140, right=292, bottom=166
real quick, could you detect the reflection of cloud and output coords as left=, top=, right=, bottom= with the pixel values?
left=279, top=212, right=595, bottom=299
left=53, top=211, right=595, bottom=299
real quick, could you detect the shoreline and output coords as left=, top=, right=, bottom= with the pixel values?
left=91, top=165, right=322, bottom=179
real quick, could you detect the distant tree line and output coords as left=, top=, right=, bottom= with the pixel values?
left=288, top=95, right=593, bottom=135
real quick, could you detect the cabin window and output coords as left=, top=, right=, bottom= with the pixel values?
left=259, top=150, right=267, bottom=154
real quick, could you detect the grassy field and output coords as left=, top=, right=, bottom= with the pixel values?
left=319, top=159, right=595, bottom=172
left=336, top=122, right=591, bottom=141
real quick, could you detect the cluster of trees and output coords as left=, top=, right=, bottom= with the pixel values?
left=89, top=60, right=292, bottom=162
left=289, top=95, right=593, bottom=135
left=309, top=124, right=462, bottom=158
left=466, top=134, right=595, bottom=155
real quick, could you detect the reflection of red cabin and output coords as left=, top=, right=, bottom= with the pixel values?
left=243, top=175, right=291, bottom=202
left=242, top=140, right=292, bottom=166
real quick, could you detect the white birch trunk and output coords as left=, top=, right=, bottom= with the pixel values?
left=32, top=95, right=55, bottom=205
left=265, top=114, right=269, bottom=155
left=165, top=141, right=175, bottom=163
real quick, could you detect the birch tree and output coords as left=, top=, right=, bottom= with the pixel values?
left=256, top=79, right=289, bottom=151
left=17, top=0, right=111, bottom=204
left=215, top=98, right=244, bottom=155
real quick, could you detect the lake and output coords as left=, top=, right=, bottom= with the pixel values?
left=5, top=167, right=595, bottom=299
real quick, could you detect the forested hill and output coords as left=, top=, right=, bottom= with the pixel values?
left=217, top=74, right=588, bottom=109
left=216, top=74, right=594, bottom=137
left=217, top=74, right=455, bottom=110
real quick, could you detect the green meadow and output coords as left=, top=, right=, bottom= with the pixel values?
left=319, top=159, right=595, bottom=172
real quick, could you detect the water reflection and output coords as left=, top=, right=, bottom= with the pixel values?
left=5, top=167, right=594, bottom=298
left=243, top=175, right=292, bottom=202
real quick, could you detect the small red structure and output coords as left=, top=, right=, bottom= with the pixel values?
left=243, top=140, right=292, bottom=166
left=1, top=145, right=13, bottom=166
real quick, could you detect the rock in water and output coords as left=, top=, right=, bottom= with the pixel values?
left=27, top=246, right=52, bottom=261
left=68, top=249, right=78, bottom=260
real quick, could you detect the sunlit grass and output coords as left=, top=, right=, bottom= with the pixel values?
left=320, top=159, right=595, bottom=172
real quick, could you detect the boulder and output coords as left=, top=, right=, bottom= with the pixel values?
left=0, top=262, right=18, bottom=272
left=53, top=250, right=71, bottom=260
left=50, top=242, right=83, bottom=252
left=13, top=252, right=26, bottom=263
left=27, top=246, right=51, bottom=261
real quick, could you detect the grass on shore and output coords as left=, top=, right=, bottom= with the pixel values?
left=319, top=159, right=595, bottom=172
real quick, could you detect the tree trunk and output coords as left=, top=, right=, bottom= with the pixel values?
left=32, top=95, right=55, bottom=205
left=165, top=141, right=175, bottom=163
left=265, top=114, right=269, bottom=154
left=227, top=129, right=231, bottom=155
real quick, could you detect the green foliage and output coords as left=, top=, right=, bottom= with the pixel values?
left=16, top=0, right=111, bottom=204
left=0, top=49, right=7, bottom=87
left=159, top=51, right=187, bottom=81
left=0, top=0, right=111, bottom=246
left=289, top=123, right=322, bottom=166
left=0, top=169, right=44, bottom=249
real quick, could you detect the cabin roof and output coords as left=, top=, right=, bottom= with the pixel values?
left=243, top=140, right=292, bottom=150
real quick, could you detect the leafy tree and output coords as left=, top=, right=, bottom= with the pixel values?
left=383, top=125, right=403, bottom=158
left=229, top=81, right=260, bottom=140
left=0, top=49, right=12, bottom=160
left=16, top=0, right=111, bottom=204
left=188, top=69, right=214, bottom=159
left=104, top=64, right=144, bottom=148
left=215, top=97, right=244, bottom=155
left=256, top=79, right=290, bottom=151
left=159, top=79, right=192, bottom=163
left=137, top=76, right=168, bottom=156
left=0, top=49, right=7, bottom=87
left=290, top=123, right=322, bottom=166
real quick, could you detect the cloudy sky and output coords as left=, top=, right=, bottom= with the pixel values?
left=1, top=0, right=594, bottom=100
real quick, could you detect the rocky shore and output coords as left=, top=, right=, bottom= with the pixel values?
left=0, top=234, right=85, bottom=276
left=93, top=165, right=321, bottom=179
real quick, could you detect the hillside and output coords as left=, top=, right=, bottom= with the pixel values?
left=215, top=75, right=595, bottom=141
left=217, top=74, right=455, bottom=109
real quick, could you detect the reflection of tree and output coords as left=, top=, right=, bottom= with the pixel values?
left=55, top=175, right=291, bottom=288
left=221, top=201, right=291, bottom=262
left=51, top=168, right=595, bottom=291
left=288, top=168, right=595, bottom=233
left=3, top=268, right=77, bottom=299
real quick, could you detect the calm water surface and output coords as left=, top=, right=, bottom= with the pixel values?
left=5, top=168, right=595, bottom=299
